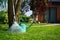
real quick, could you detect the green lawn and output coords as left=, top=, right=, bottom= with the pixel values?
left=0, top=24, right=60, bottom=40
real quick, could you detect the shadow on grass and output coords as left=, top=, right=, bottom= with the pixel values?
left=0, top=26, right=8, bottom=31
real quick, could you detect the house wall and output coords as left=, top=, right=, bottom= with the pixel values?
left=57, top=6, right=60, bottom=23
left=38, top=13, right=44, bottom=22
left=35, top=2, right=60, bottom=23
left=48, top=2, right=60, bottom=23
left=33, top=8, right=44, bottom=22
left=36, top=11, right=44, bottom=22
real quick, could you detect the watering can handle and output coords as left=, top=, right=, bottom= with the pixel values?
left=26, top=22, right=34, bottom=31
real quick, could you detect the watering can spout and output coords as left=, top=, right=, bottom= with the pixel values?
left=19, top=22, right=34, bottom=31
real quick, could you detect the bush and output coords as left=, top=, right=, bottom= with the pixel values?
left=20, top=17, right=29, bottom=23
left=19, top=11, right=30, bottom=23
left=0, top=11, right=8, bottom=24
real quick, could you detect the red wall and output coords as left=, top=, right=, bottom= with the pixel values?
left=38, top=13, right=44, bottom=22
left=57, top=6, right=60, bottom=23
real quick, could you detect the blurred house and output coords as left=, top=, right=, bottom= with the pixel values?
left=45, top=0, right=60, bottom=23
left=32, top=0, right=60, bottom=23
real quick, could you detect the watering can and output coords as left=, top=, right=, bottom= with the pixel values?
left=19, top=22, right=34, bottom=32
left=19, top=5, right=33, bottom=31
left=19, top=23, right=26, bottom=32
left=9, top=1, right=33, bottom=33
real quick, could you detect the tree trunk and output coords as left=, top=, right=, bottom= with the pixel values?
left=15, top=0, right=22, bottom=23
left=8, top=0, right=14, bottom=28
left=8, top=0, right=22, bottom=27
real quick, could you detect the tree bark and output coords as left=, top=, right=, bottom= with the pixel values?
left=8, top=0, right=14, bottom=28
left=15, top=0, right=22, bottom=22
left=8, top=0, right=22, bottom=27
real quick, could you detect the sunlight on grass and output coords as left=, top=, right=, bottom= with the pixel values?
left=0, top=24, right=60, bottom=40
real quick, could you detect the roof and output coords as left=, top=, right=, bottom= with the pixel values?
left=48, top=0, right=60, bottom=2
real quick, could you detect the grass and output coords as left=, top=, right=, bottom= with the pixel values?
left=0, top=23, right=60, bottom=40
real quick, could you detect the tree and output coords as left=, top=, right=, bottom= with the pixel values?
left=8, top=0, right=14, bottom=28
left=8, top=0, right=22, bottom=27
left=30, top=0, right=48, bottom=22
left=15, top=0, right=22, bottom=22
left=30, top=0, right=48, bottom=12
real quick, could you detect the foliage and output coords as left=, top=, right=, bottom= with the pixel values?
left=0, top=0, right=2, bottom=2
left=19, top=11, right=31, bottom=23
left=0, top=11, right=8, bottom=24
left=0, top=0, right=7, bottom=11
left=30, top=0, right=48, bottom=12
